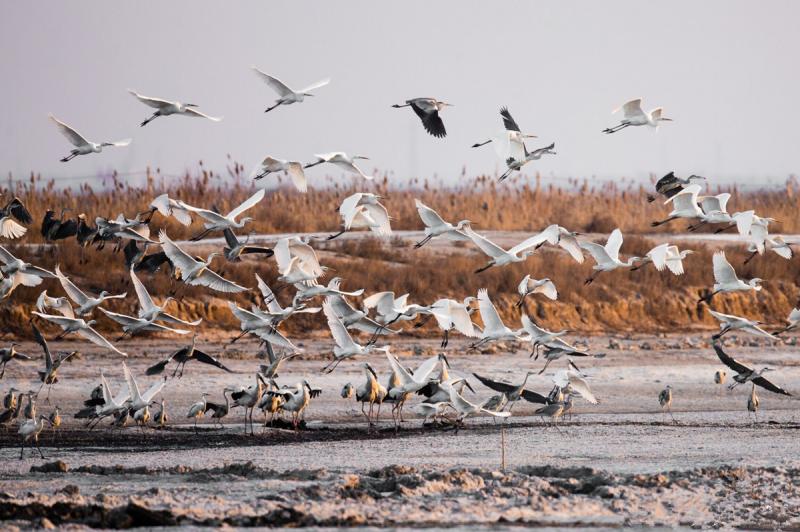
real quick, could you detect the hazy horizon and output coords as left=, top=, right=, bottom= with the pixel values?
left=2, top=1, right=799, bottom=187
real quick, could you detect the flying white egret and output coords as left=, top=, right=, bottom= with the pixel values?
left=330, top=192, right=391, bottom=239
left=91, top=372, right=130, bottom=424
left=650, top=184, right=703, bottom=227
left=363, top=291, right=430, bottom=326
left=250, top=156, right=308, bottom=192
left=253, top=274, right=321, bottom=326
left=321, top=301, right=388, bottom=373
left=130, top=268, right=202, bottom=326
left=647, top=172, right=707, bottom=203
left=291, top=276, right=364, bottom=303
left=273, top=236, right=324, bottom=281
left=32, top=311, right=127, bottom=357
left=326, top=293, right=394, bottom=336
left=712, top=341, right=791, bottom=395
left=427, top=297, right=478, bottom=347
left=305, top=152, right=372, bottom=180
left=252, top=67, right=330, bottom=113
left=392, top=97, right=452, bottom=138
left=708, top=309, right=776, bottom=341
left=516, top=275, right=558, bottom=306
left=99, top=308, right=191, bottom=340
left=413, top=199, right=471, bottom=248
left=49, top=115, right=131, bottom=162
left=464, top=223, right=560, bottom=273
left=603, top=98, right=672, bottom=134
left=520, top=314, right=571, bottom=356
left=159, top=230, right=247, bottom=293
left=178, top=188, right=265, bottom=241
left=0, top=195, right=32, bottom=240
left=122, top=361, right=166, bottom=412
left=580, top=228, right=639, bottom=284
left=0, top=247, right=56, bottom=294
left=54, top=265, right=126, bottom=315
left=555, top=226, right=585, bottom=263
left=227, top=303, right=301, bottom=351
left=686, top=192, right=733, bottom=231
left=141, top=194, right=193, bottom=225
left=128, top=90, right=222, bottom=126
left=775, top=307, right=800, bottom=336
left=700, top=251, right=762, bottom=303
left=472, top=106, right=537, bottom=150
left=630, top=243, right=693, bottom=275
left=470, top=288, right=522, bottom=349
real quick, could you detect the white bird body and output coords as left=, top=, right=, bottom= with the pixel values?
left=49, top=115, right=131, bottom=161
left=292, top=277, right=364, bottom=303
left=430, top=297, right=478, bottom=339
left=131, top=268, right=202, bottom=327
left=252, top=67, right=329, bottom=112
left=580, top=229, right=638, bottom=280
left=254, top=274, right=321, bottom=325
left=129, top=90, right=222, bottom=125
left=336, top=193, right=391, bottom=236
left=322, top=300, right=388, bottom=372
left=363, top=291, right=430, bottom=325
left=54, top=265, right=126, bottom=315
left=517, top=275, right=558, bottom=303
left=472, top=288, right=522, bottom=346
left=148, top=194, right=193, bottom=226
left=227, top=302, right=302, bottom=351
left=326, top=293, right=392, bottom=335
left=159, top=230, right=247, bottom=293
left=0, top=247, right=56, bottom=293
left=36, top=290, right=74, bottom=318
left=413, top=199, right=470, bottom=247
left=100, top=308, right=190, bottom=337
left=634, top=243, right=692, bottom=275
left=709, top=309, right=776, bottom=340
left=712, top=251, right=761, bottom=294
left=95, top=372, right=130, bottom=417
left=604, top=98, right=672, bottom=133
left=385, top=350, right=439, bottom=399
left=306, top=152, right=371, bottom=180
left=448, top=385, right=511, bottom=422
left=178, top=188, right=264, bottom=233
left=464, top=223, right=559, bottom=272
left=555, top=227, right=585, bottom=263
left=123, top=361, right=166, bottom=412
left=31, top=311, right=127, bottom=357
left=273, top=236, right=324, bottom=280
left=251, top=156, right=308, bottom=192
left=520, top=315, right=572, bottom=351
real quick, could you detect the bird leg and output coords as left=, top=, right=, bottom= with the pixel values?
left=742, top=251, right=758, bottom=265
left=413, top=314, right=433, bottom=329
left=327, top=229, right=346, bottom=240
left=189, top=228, right=213, bottom=242
left=686, top=221, right=707, bottom=232
left=414, top=235, right=433, bottom=249
left=253, top=170, right=271, bottom=181
left=471, top=139, right=492, bottom=148
left=714, top=223, right=736, bottom=234
left=361, top=402, right=371, bottom=427
left=498, top=169, right=513, bottom=182
left=584, top=274, right=596, bottom=285
left=228, top=330, right=249, bottom=345
left=60, top=152, right=78, bottom=163
left=474, top=263, right=493, bottom=274
left=602, top=123, right=630, bottom=134
left=140, top=113, right=159, bottom=127
left=441, top=329, right=449, bottom=348
left=264, top=102, right=282, bottom=114
left=515, top=294, right=528, bottom=307
left=538, top=358, right=553, bottom=375
left=650, top=216, right=677, bottom=228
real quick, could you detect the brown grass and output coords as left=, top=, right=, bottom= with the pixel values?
left=2, top=167, right=799, bottom=339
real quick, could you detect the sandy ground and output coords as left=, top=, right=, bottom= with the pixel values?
left=0, top=334, right=799, bottom=528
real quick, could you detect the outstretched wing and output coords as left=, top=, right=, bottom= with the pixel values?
left=252, top=67, right=294, bottom=97
left=499, top=106, right=521, bottom=133
left=712, top=341, right=751, bottom=374
left=128, top=90, right=174, bottom=109
left=49, top=115, right=89, bottom=147
left=472, top=373, right=516, bottom=394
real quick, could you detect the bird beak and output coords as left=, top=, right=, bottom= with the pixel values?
left=661, top=117, right=673, bottom=121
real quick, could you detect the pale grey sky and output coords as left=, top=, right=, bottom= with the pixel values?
left=2, top=1, right=798, bottom=187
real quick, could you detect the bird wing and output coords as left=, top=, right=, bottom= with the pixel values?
left=559, top=371, right=598, bottom=404
left=153, top=312, right=202, bottom=327
left=194, top=269, right=248, bottom=293
left=182, top=107, right=223, bottom=121
left=251, top=67, right=294, bottom=96
left=363, top=203, right=392, bottom=235
left=477, top=288, right=506, bottom=333
left=323, top=300, right=356, bottom=349
left=31, top=311, right=81, bottom=329
left=414, top=199, right=447, bottom=229
left=463, top=225, right=506, bottom=259
left=339, top=193, right=364, bottom=219
left=49, top=115, right=90, bottom=147
left=536, top=280, right=559, bottom=300
left=647, top=243, right=671, bottom=271
left=100, top=373, right=115, bottom=405
left=79, top=326, right=126, bottom=356
left=385, top=352, right=415, bottom=387
left=616, top=98, right=645, bottom=119
left=712, top=251, right=738, bottom=284
left=664, top=246, right=685, bottom=275
left=31, top=321, right=52, bottom=370
left=712, top=342, right=752, bottom=374
left=743, top=325, right=777, bottom=340
left=99, top=308, right=143, bottom=327
left=175, top=201, right=228, bottom=225
left=0, top=246, right=18, bottom=266
left=409, top=101, right=447, bottom=138
left=604, top=229, right=624, bottom=262
left=140, top=378, right=166, bottom=402
left=499, top=106, right=521, bottom=133
left=708, top=309, right=736, bottom=324
left=558, top=233, right=584, bottom=263
left=521, top=389, right=549, bottom=404
left=289, top=240, right=323, bottom=277
left=580, top=242, right=613, bottom=266
left=5, top=198, right=33, bottom=224
left=285, top=162, right=308, bottom=193
left=508, top=225, right=560, bottom=256
left=193, top=349, right=233, bottom=373
left=363, top=291, right=396, bottom=317
left=472, top=373, right=516, bottom=394
left=159, top=230, right=199, bottom=275
left=521, top=314, right=549, bottom=339
left=255, top=274, right=283, bottom=313
left=128, top=90, right=174, bottom=109
left=733, top=211, right=755, bottom=236
left=226, top=188, right=265, bottom=220
left=752, top=376, right=792, bottom=397
left=298, top=78, right=331, bottom=93
left=130, top=269, right=157, bottom=313
left=447, top=301, right=477, bottom=337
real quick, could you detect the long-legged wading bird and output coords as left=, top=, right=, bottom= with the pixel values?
left=267, top=380, right=321, bottom=429
left=123, top=361, right=166, bottom=412
left=647, top=172, right=707, bottom=203
left=205, top=391, right=230, bottom=428
left=658, top=385, right=676, bottom=423
left=252, top=67, right=330, bottom=113
left=603, top=98, right=672, bottom=134
left=580, top=228, right=639, bottom=284
left=273, top=236, right=324, bottom=284
left=427, top=297, right=477, bottom=347
left=392, top=98, right=452, bottom=138
left=250, top=156, right=309, bottom=192
left=230, top=375, right=265, bottom=435
left=535, top=345, right=602, bottom=375
left=472, top=371, right=549, bottom=411
left=159, top=230, right=247, bottom=293
left=178, top=188, right=265, bottom=241
left=747, top=383, right=759, bottom=423
left=254, top=274, right=322, bottom=326
left=470, top=289, right=523, bottom=349
left=630, top=243, right=693, bottom=275
left=36, top=291, right=73, bottom=318
left=153, top=398, right=167, bottom=428
left=32, top=321, right=78, bottom=401
left=90, top=372, right=130, bottom=428
left=698, top=251, right=762, bottom=304
left=330, top=192, right=391, bottom=239
left=187, top=393, right=208, bottom=433
left=775, top=307, right=800, bottom=336
left=321, top=300, right=388, bottom=373
left=54, top=265, right=126, bottom=315
left=19, top=416, right=49, bottom=459
left=517, top=275, right=558, bottom=306
left=141, top=194, right=193, bottom=225
left=292, top=276, right=364, bottom=303
left=349, top=363, right=384, bottom=426
left=0, top=246, right=57, bottom=296
left=464, top=223, right=559, bottom=273
left=413, top=199, right=471, bottom=248
left=650, top=184, right=703, bottom=228
left=128, top=90, right=223, bottom=126
left=712, top=340, right=791, bottom=395
left=32, top=311, right=127, bottom=357
left=130, top=268, right=202, bottom=327
left=0, top=343, right=31, bottom=379
left=147, top=334, right=232, bottom=378
left=384, top=350, right=441, bottom=430
left=49, top=115, right=130, bottom=162
left=305, top=152, right=372, bottom=180
left=553, top=367, right=599, bottom=405
left=326, top=293, right=393, bottom=336
left=708, top=310, right=776, bottom=341
left=0, top=195, right=33, bottom=239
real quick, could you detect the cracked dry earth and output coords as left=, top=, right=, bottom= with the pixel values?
left=0, top=463, right=799, bottom=528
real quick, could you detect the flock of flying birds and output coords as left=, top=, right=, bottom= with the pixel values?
left=1, top=68, right=796, bottom=459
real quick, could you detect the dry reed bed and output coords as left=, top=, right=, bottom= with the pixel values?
left=1, top=169, right=798, bottom=339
